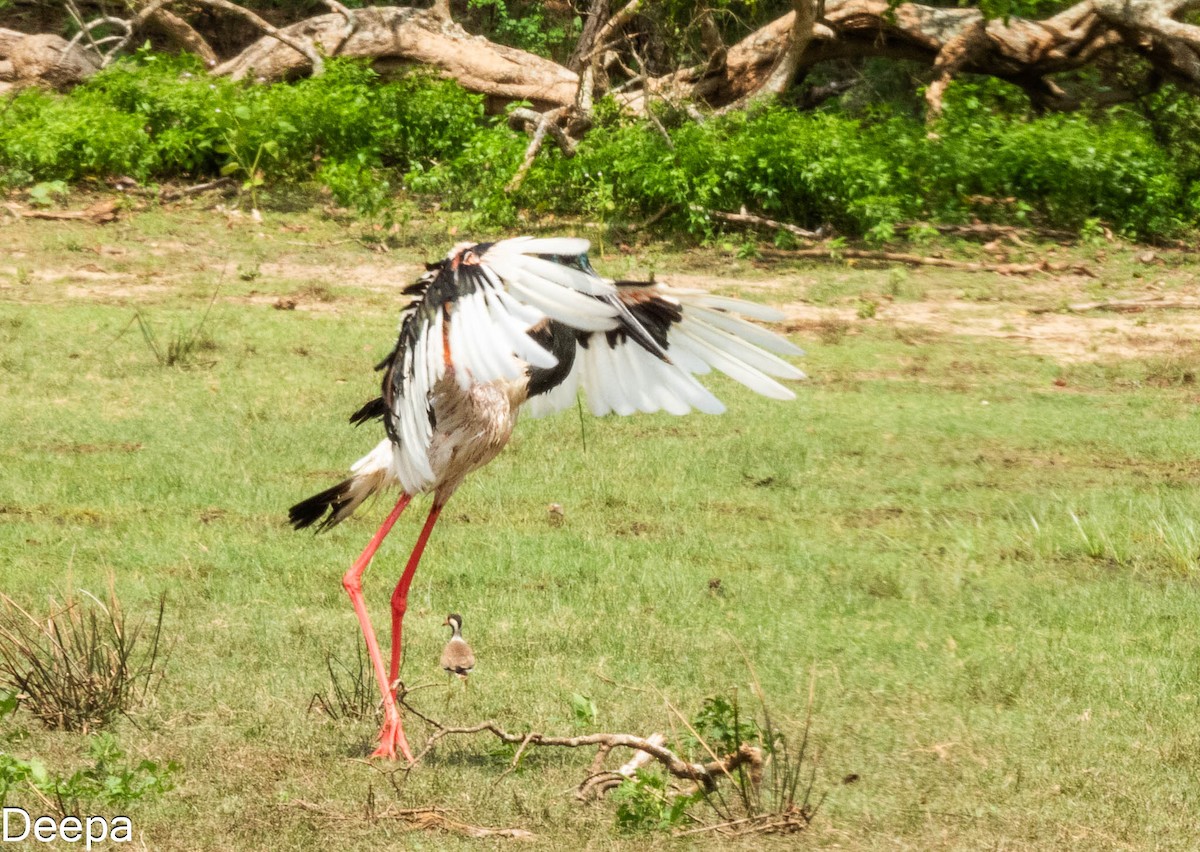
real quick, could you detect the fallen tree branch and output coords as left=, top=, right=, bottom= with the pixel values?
left=894, top=222, right=1079, bottom=242
left=401, top=699, right=763, bottom=800
left=3, top=200, right=120, bottom=223
left=674, top=808, right=814, bottom=837
left=157, top=177, right=238, bottom=200
left=284, top=801, right=535, bottom=840
left=505, top=107, right=575, bottom=193
left=720, top=0, right=818, bottom=111
left=762, top=246, right=1095, bottom=275
left=703, top=207, right=828, bottom=240
left=1028, top=297, right=1200, bottom=314
left=143, top=7, right=219, bottom=67
left=8, top=0, right=1200, bottom=122
left=578, top=0, right=641, bottom=67
left=196, top=0, right=326, bottom=76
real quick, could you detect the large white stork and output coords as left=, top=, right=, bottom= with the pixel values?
left=290, top=237, right=804, bottom=761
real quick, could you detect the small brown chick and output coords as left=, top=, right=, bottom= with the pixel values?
left=440, top=613, right=475, bottom=681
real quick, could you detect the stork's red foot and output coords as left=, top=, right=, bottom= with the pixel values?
left=371, top=712, right=414, bottom=762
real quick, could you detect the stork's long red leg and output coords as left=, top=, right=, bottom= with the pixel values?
left=388, top=501, right=445, bottom=685
left=341, top=493, right=412, bottom=760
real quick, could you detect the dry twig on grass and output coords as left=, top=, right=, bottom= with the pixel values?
left=157, top=178, right=238, bottom=201
left=398, top=697, right=763, bottom=800
left=701, top=207, right=828, bottom=241
left=285, top=800, right=535, bottom=840
left=1028, top=297, right=1200, bottom=314
left=894, top=221, right=1078, bottom=243
left=3, top=200, right=120, bottom=224
left=761, top=247, right=1095, bottom=276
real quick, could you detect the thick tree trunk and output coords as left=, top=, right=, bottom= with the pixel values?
left=213, top=6, right=579, bottom=110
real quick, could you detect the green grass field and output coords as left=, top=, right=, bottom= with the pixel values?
left=1, top=205, right=1199, bottom=849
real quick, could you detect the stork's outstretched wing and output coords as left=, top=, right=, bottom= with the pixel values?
left=377, top=237, right=628, bottom=493
left=346, top=238, right=803, bottom=494
left=522, top=282, right=806, bottom=419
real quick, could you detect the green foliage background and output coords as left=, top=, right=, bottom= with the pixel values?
left=2, top=54, right=1199, bottom=240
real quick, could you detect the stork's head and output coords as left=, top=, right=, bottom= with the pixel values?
left=446, top=242, right=481, bottom=269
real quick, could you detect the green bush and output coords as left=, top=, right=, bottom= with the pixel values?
left=0, top=88, right=153, bottom=184
left=0, top=56, right=489, bottom=207
left=1, top=57, right=1196, bottom=240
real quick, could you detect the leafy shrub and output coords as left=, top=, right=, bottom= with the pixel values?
left=611, top=688, right=819, bottom=836
left=926, top=85, right=1190, bottom=236
left=613, top=769, right=704, bottom=833
left=0, top=735, right=176, bottom=816
left=0, top=56, right=488, bottom=208
left=0, top=89, right=153, bottom=183
left=1, top=56, right=1196, bottom=240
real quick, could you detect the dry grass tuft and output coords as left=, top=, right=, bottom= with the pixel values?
left=0, top=589, right=167, bottom=733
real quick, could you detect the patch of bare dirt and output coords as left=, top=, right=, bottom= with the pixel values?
left=62, top=281, right=173, bottom=299
left=7, top=213, right=1196, bottom=367
left=782, top=293, right=1200, bottom=363
left=259, top=261, right=421, bottom=292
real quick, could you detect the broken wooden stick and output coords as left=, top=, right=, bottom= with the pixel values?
left=1028, top=297, right=1200, bottom=314
left=400, top=698, right=763, bottom=800
left=762, top=247, right=1094, bottom=276
left=3, top=200, right=120, bottom=223
left=285, top=800, right=535, bottom=840
left=505, top=107, right=577, bottom=193
left=157, top=177, right=238, bottom=201
left=893, top=221, right=1078, bottom=242
left=702, top=206, right=828, bottom=240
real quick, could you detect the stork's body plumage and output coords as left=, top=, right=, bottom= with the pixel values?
left=290, top=237, right=805, bottom=761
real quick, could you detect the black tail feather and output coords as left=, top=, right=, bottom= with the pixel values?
left=289, top=479, right=354, bottom=532
left=349, top=397, right=387, bottom=427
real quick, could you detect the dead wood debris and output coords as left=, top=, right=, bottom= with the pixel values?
left=704, top=208, right=1095, bottom=274
left=761, top=246, right=1095, bottom=276
left=505, top=106, right=577, bottom=193
left=674, top=807, right=813, bottom=837
left=400, top=698, right=763, bottom=801
left=285, top=800, right=535, bottom=840
left=703, top=207, right=828, bottom=240
left=894, top=222, right=1079, bottom=243
left=3, top=199, right=120, bottom=223
left=1028, top=297, right=1200, bottom=314
left=158, top=177, right=238, bottom=201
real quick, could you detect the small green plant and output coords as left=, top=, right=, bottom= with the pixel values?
left=687, top=692, right=763, bottom=756
left=0, top=688, right=17, bottom=720
left=568, top=693, right=597, bottom=728
left=613, top=769, right=704, bottom=833
left=856, top=297, right=878, bottom=319
left=0, top=591, right=167, bottom=734
left=613, top=687, right=822, bottom=837
left=219, top=130, right=273, bottom=212
left=26, top=180, right=69, bottom=208
left=0, top=735, right=176, bottom=816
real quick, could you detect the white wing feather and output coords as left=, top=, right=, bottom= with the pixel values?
left=527, top=287, right=800, bottom=420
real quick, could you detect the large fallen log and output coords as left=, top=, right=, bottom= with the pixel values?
left=3, top=0, right=1200, bottom=114
left=213, top=5, right=580, bottom=110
